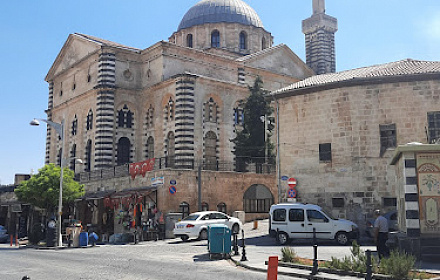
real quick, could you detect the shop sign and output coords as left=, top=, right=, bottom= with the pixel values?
left=151, top=176, right=164, bottom=186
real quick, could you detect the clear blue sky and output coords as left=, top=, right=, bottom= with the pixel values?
left=1, top=0, right=440, bottom=185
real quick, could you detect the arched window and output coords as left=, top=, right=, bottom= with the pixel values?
left=86, top=110, right=93, bottom=131
left=179, top=202, right=190, bottom=218
left=243, top=184, right=274, bottom=213
left=239, top=32, right=247, bottom=50
left=147, top=136, right=154, bottom=159
left=217, top=203, right=227, bottom=214
left=233, top=106, right=244, bottom=125
left=211, top=30, right=220, bottom=48
left=117, top=105, right=134, bottom=128
left=204, top=131, right=217, bottom=171
left=85, top=140, right=92, bottom=172
left=262, top=37, right=267, bottom=50
left=166, top=131, right=175, bottom=168
left=117, top=137, right=131, bottom=165
left=187, top=34, right=193, bottom=48
left=70, top=144, right=77, bottom=171
left=201, top=202, right=209, bottom=211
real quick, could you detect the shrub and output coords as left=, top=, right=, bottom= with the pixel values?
left=326, top=241, right=377, bottom=273
left=379, top=250, right=416, bottom=280
left=281, top=247, right=297, bottom=263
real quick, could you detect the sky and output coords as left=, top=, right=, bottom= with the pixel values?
left=1, top=0, right=440, bottom=185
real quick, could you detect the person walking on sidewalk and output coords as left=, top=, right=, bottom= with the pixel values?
left=373, top=209, right=390, bottom=259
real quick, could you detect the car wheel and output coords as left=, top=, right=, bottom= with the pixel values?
left=198, top=229, right=208, bottom=240
left=277, top=232, right=289, bottom=245
left=232, top=223, right=240, bottom=234
left=335, top=232, right=349, bottom=246
left=180, top=236, right=189, bottom=242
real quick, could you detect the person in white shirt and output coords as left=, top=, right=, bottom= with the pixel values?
left=373, top=209, right=390, bottom=259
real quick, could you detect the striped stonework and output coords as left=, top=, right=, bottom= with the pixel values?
left=94, top=52, right=116, bottom=169
left=238, top=67, right=245, bottom=84
left=403, top=157, right=421, bottom=237
left=45, top=81, right=54, bottom=164
left=174, top=76, right=196, bottom=168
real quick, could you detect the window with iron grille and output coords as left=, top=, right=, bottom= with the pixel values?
left=428, top=112, right=440, bottom=143
left=319, top=143, right=332, bottom=162
left=211, top=30, right=220, bottom=48
left=380, top=123, right=396, bottom=156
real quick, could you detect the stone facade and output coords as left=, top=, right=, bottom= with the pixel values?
left=273, top=69, right=440, bottom=230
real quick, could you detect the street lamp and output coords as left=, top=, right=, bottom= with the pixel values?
left=30, top=118, right=67, bottom=247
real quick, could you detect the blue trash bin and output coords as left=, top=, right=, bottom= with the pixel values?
left=208, top=224, right=231, bottom=259
left=79, top=232, right=88, bottom=247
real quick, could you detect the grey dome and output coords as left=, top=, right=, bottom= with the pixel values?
left=178, top=0, right=263, bottom=31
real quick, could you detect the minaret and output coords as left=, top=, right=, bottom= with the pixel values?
left=302, top=0, right=338, bottom=75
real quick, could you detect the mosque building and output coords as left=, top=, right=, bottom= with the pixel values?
left=41, top=0, right=440, bottom=239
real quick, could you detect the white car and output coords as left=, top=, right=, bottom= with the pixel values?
left=173, top=211, right=242, bottom=241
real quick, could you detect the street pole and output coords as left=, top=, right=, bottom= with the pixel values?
left=58, top=122, right=64, bottom=247
left=30, top=118, right=65, bottom=247
left=270, top=94, right=282, bottom=203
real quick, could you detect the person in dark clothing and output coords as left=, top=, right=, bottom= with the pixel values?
left=374, top=209, right=390, bottom=259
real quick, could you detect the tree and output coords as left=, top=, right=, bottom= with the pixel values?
left=15, top=163, right=84, bottom=212
left=232, top=76, right=275, bottom=169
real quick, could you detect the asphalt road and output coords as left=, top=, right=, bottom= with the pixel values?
left=0, top=239, right=299, bottom=280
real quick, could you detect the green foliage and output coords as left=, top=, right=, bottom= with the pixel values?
left=326, top=241, right=376, bottom=273
left=379, top=250, right=416, bottom=280
left=281, top=247, right=297, bottom=263
left=14, top=163, right=84, bottom=211
left=231, top=76, right=275, bottom=164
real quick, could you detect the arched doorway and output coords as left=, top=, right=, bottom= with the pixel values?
left=117, top=137, right=131, bottom=165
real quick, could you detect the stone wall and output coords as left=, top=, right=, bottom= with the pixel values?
left=277, top=79, right=440, bottom=230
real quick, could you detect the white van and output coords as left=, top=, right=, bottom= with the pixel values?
left=269, top=203, right=359, bottom=245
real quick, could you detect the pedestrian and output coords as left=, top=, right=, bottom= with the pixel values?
left=373, top=209, right=390, bottom=259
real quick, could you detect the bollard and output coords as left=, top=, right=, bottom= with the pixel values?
left=233, top=233, right=239, bottom=256
left=240, top=229, right=248, bottom=261
left=253, top=220, right=258, bottom=230
left=313, top=227, right=317, bottom=245
left=365, top=250, right=372, bottom=280
left=267, top=256, right=278, bottom=280
left=311, top=244, right=318, bottom=275
left=10, top=235, right=13, bottom=247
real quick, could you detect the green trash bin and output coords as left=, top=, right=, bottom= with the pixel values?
left=208, top=224, right=232, bottom=259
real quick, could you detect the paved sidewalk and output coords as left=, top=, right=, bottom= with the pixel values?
left=232, top=219, right=440, bottom=280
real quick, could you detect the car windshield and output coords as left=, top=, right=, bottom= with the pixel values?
left=182, top=214, right=200, bottom=221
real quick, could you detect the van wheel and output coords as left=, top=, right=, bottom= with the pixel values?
left=335, top=232, right=349, bottom=246
left=277, top=232, right=289, bottom=245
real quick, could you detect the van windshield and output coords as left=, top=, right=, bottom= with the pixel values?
left=321, top=208, right=338, bottom=220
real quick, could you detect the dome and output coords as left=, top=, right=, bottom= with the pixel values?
left=178, top=0, right=264, bottom=31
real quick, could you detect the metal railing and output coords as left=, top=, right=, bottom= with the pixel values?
left=77, top=156, right=275, bottom=183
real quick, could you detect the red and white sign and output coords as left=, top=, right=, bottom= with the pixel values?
left=287, top=178, right=297, bottom=188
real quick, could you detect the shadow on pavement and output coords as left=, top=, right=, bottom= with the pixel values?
left=244, top=235, right=374, bottom=247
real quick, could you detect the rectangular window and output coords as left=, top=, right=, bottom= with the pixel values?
left=332, top=198, right=345, bottom=208
left=380, top=123, right=396, bottom=156
left=319, top=143, right=332, bottom=162
left=273, top=209, right=286, bottom=222
left=427, top=112, right=440, bottom=143
left=289, top=209, right=304, bottom=222
left=383, top=197, right=397, bottom=207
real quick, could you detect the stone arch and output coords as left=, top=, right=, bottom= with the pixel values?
left=243, top=184, right=274, bottom=213
left=117, top=137, right=131, bottom=165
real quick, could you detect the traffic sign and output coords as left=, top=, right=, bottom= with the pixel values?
left=170, top=179, right=177, bottom=185
left=169, top=186, right=177, bottom=194
left=287, top=188, right=297, bottom=198
left=281, top=176, right=289, bottom=181
left=287, top=177, right=297, bottom=188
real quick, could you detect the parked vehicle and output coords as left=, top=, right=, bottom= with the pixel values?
left=0, top=225, right=8, bottom=243
left=365, top=210, right=398, bottom=238
left=269, top=203, right=359, bottom=245
left=173, top=211, right=242, bottom=241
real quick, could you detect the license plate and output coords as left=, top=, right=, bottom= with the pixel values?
left=177, top=224, right=184, bottom=229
